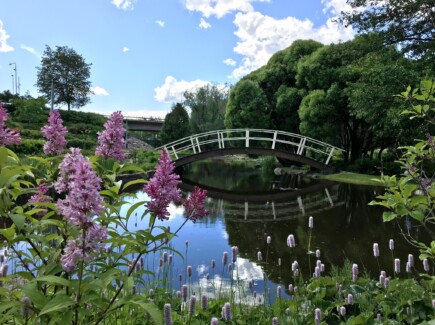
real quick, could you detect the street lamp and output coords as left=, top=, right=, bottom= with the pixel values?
left=11, top=75, right=14, bottom=93
left=9, top=63, right=17, bottom=95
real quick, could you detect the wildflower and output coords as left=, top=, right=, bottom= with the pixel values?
left=41, top=109, right=68, bottom=155
left=406, top=261, right=411, bottom=273
left=169, top=254, right=173, bottom=265
left=211, top=259, right=216, bottom=269
left=257, top=251, right=262, bottom=261
left=210, top=317, right=218, bottom=325
left=377, top=313, right=381, bottom=321
left=249, top=279, right=254, bottom=289
left=183, top=186, right=209, bottom=223
left=231, top=246, right=238, bottom=263
left=277, top=286, right=282, bottom=299
left=95, top=111, right=125, bottom=161
left=189, top=295, right=196, bottom=316
left=223, top=302, right=232, bottom=321
left=222, top=251, right=228, bottom=266
left=164, top=303, right=172, bottom=325
left=228, top=264, right=232, bottom=272
left=0, top=101, right=21, bottom=145
left=314, top=308, right=321, bottom=325
left=432, top=299, right=435, bottom=309
left=423, top=258, right=430, bottom=272
left=373, top=243, right=379, bottom=257
left=144, top=150, right=181, bottom=220
left=278, top=258, right=281, bottom=266
left=201, top=294, right=208, bottom=311
left=272, top=317, right=278, bottom=325
left=182, top=284, right=188, bottom=302
left=340, top=306, right=346, bottom=316
left=389, top=239, right=394, bottom=251
left=352, top=263, right=358, bottom=282
left=186, top=240, right=189, bottom=248
left=288, top=284, right=294, bottom=293
left=379, top=274, right=385, bottom=286
left=149, top=289, right=154, bottom=297
left=316, top=249, right=320, bottom=258
left=394, top=258, right=400, bottom=274
left=187, top=265, right=192, bottom=277
left=287, top=234, right=296, bottom=248
left=178, top=274, right=182, bottom=282
left=321, top=264, right=325, bottom=273
left=314, top=266, right=320, bottom=278
left=21, top=297, right=31, bottom=318
left=308, top=216, right=314, bottom=229
left=408, top=254, right=414, bottom=267
left=347, top=293, right=353, bottom=305
left=163, top=252, right=168, bottom=263
left=316, top=259, right=322, bottom=268
left=267, top=236, right=271, bottom=244
left=176, top=291, right=181, bottom=299
left=384, top=277, right=390, bottom=289
left=159, top=259, right=163, bottom=268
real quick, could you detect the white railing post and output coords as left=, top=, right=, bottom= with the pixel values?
left=272, top=131, right=278, bottom=149
left=297, top=196, right=305, bottom=215
left=272, top=201, right=276, bottom=220
left=245, top=129, right=249, bottom=148
left=220, top=131, right=225, bottom=148
left=196, top=137, right=201, bottom=152
left=244, top=202, right=248, bottom=220
left=325, top=188, right=333, bottom=206
left=217, top=131, right=222, bottom=149
left=325, top=147, right=334, bottom=165
left=297, top=137, right=306, bottom=155
left=190, top=137, right=196, bottom=154
left=171, top=146, right=178, bottom=159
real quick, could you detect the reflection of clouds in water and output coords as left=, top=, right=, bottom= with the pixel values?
left=221, top=229, right=229, bottom=240
left=232, top=258, right=263, bottom=281
left=196, top=264, right=208, bottom=277
left=167, top=204, right=185, bottom=221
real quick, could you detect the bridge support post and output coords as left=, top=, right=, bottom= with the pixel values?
left=297, top=137, right=306, bottom=155
left=245, top=130, right=249, bottom=148
left=272, top=131, right=278, bottom=149
left=325, top=188, right=334, bottom=206
left=325, top=148, right=335, bottom=165
left=272, top=202, right=276, bottom=220
left=190, top=137, right=197, bottom=154
left=195, top=137, right=201, bottom=152
left=244, top=202, right=248, bottom=220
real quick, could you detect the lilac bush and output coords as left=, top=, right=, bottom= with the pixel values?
left=95, top=111, right=125, bottom=161
left=41, top=109, right=68, bottom=155
left=0, top=101, right=20, bottom=146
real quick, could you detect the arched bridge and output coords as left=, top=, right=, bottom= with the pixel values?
left=157, top=129, right=344, bottom=170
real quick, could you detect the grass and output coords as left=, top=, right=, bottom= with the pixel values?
left=320, top=172, right=384, bottom=186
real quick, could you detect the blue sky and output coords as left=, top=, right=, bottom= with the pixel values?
left=0, top=0, right=354, bottom=118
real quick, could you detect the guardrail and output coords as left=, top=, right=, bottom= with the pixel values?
left=156, top=129, right=344, bottom=165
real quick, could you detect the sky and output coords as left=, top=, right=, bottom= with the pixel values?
left=0, top=0, right=354, bottom=118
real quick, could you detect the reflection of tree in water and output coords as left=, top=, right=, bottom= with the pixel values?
left=223, top=183, right=431, bottom=286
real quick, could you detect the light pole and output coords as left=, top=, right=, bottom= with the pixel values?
left=11, top=75, right=14, bottom=93
left=9, top=63, right=17, bottom=95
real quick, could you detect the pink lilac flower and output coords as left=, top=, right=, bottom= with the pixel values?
left=29, top=179, right=51, bottom=217
left=183, top=186, right=209, bottom=223
left=95, top=111, right=125, bottom=161
left=144, top=150, right=181, bottom=220
left=54, top=148, right=82, bottom=193
left=41, top=109, right=68, bottom=155
left=0, top=101, right=21, bottom=146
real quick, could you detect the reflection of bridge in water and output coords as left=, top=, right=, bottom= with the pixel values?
left=180, top=181, right=344, bottom=222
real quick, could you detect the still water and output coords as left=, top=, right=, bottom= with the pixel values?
left=123, top=159, right=430, bottom=299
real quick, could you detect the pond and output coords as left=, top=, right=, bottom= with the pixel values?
left=121, top=158, right=431, bottom=301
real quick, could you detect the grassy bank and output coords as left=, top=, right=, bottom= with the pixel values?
left=320, top=172, right=384, bottom=186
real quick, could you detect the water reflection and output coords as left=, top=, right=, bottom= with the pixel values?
left=123, top=160, right=432, bottom=299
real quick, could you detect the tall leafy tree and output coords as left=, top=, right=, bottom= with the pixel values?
left=341, top=0, right=435, bottom=63
left=36, top=45, right=92, bottom=111
left=160, top=103, right=191, bottom=144
left=184, top=84, right=229, bottom=133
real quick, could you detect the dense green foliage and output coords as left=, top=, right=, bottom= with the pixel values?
left=184, top=84, right=228, bottom=133
left=160, top=103, right=191, bottom=144
left=341, top=0, right=435, bottom=67
left=226, top=36, right=424, bottom=163
left=36, top=45, right=92, bottom=111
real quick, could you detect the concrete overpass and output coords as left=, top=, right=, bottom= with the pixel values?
left=124, top=116, right=164, bottom=133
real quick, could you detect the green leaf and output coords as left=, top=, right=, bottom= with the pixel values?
left=123, top=179, right=147, bottom=191
left=383, top=211, right=397, bottom=222
left=36, top=275, right=71, bottom=288
left=39, top=294, right=74, bottom=315
left=10, top=213, right=26, bottom=230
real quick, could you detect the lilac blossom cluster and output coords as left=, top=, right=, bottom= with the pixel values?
left=0, top=101, right=21, bottom=146
left=183, top=186, right=209, bottom=223
left=55, top=148, right=107, bottom=272
left=29, top=179, right=51, bottom=217
left=95, top=111, right=125, bottom=161
left=41, top=109, right=68, bottom=155
left=144, top=149, right=181, bottom=220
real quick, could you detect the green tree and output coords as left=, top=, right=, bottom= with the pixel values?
left=224, top=79, right=270, bottom=129
left=184, top=84, right=229, bottom=134
left=160, top=103, right=191, bottom=144
left=36, top=45, right=92, bottom=111
left=341, top=0, right=435, bottom=63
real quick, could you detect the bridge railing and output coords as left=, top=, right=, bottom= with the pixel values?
left=156, top=129, right=344, bottom=165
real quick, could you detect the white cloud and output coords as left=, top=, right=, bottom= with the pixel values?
left=321, top=0, right=352, bottom=15
left=154, top=76, right=211, bottom=103
left=111, top=0, right=135, bottom=10
left=155, top=20, right=165, bottom=27
left=199, top=17, right=212, bottom=29
left=230, top=11, right=354, bottom=79
left=91, top=86, right=109, bottom=96
left=122, top=47, right=130, bottom=52
left=223, top=58, right=236, bottom=66
left=181, top=0, right=270, bottom=19
left=0, top=20, right=13, bottom=52
left=20, top=44, right=40, bottom=58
